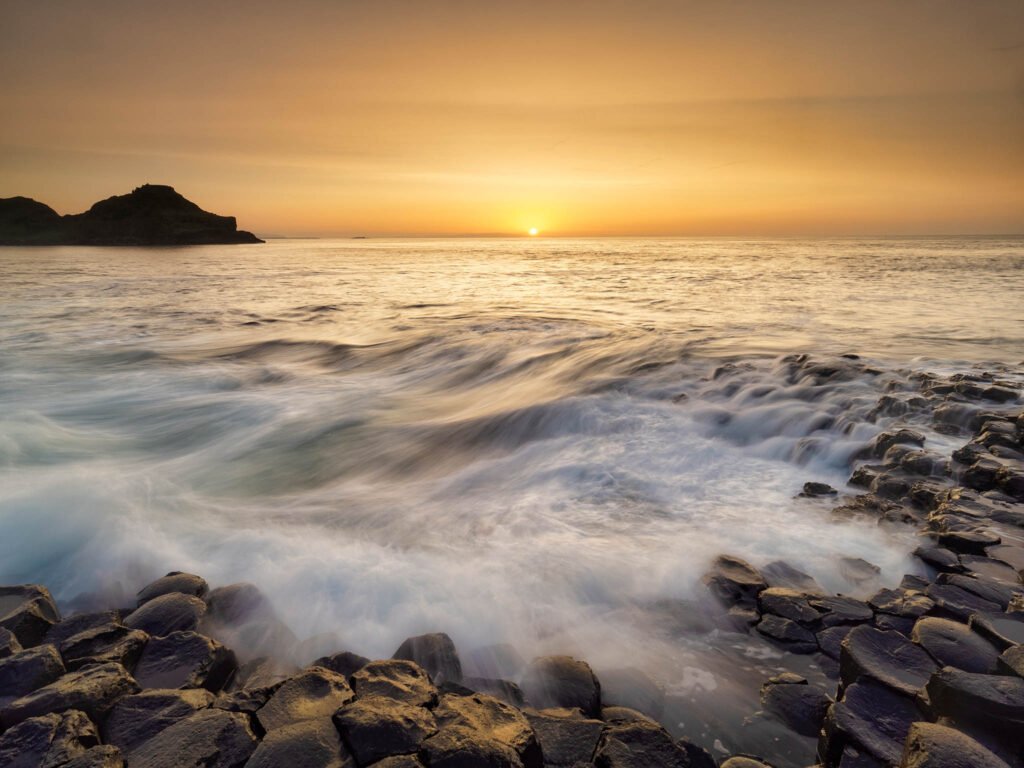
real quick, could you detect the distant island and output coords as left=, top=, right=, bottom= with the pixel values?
left=0, top=184, right=263, bottom=246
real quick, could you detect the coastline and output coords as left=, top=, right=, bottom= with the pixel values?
left=1, top=360, right=1022, bottom=767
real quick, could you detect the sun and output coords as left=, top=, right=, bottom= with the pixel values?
left=528, top=227, right=539, bottom=236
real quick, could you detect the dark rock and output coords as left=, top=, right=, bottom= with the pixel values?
left=909, top=481, right=949, bottom=511
left=0, top=585, right=61, bottom=647
left=393, top=632, right=463, bottom=684
left=868, top=588, right=934, bottom=619
left=351, top=659, right=438, bottom=707
left=839, top=626, right=937, bottom=696
left=466, top=644, right=526, bottom=680
left=875, top=614, right=915, bottom=634
left=868, top=429, right=926, bottom=458
left=0, top=709, right=100, bottom=768
left=246, top=717, right=352, bottom=768
left=312, top=650, right=370, bottom=677
left=62, top=744, right=126, bottom=767
left=899, top=721, right=1010, bottom=768
left=123, top=592, right=206, bottom=637
left=818, top=625, right=856, bottom=660
left=433, top=692, right=542, bottom=768
left=229, top=656, right=296, bottom=690
left=755, top=615, right=818, bottom=653
left=125, top=707, right=258, bottom=768
left=761, top=561, right=824, bottom=593
left=132, top=631, right=236, bottom=691
left=601, top=706, right=658, bottom=724
left=926, top=666, right=1024, bottom=732
left=333, top=696, right=437, bottom=765
left=0, top=661, right=139, bottom=728
left=936, top=573, right=1022, bottom=610
left=214, top=685, right=277, bottom=718
left=914, top=546, right=961, bottom=572
left=461, top=676, right=525, bottom=707
left=0, top=644, right=65, bottom=705
left=719, top=759, right=773, bottom=768
left=801, top=482, right=838, bottom=497
left=759, top=673, right=832, bottom=737
left=59, top=624, right=148, bottom=672
left=811, top=595, right=874, bottom=627
left=0, top=185, right=263, bottom=246
left=900, top=574, right=931, bottom=591
left=938, top=529, right=1001, bottom=555
left=256, top=666, right=354, bottom=731
left=678, top=739, right=717, bottom=768
left=702, top=555, right=767, bottom=609
left=421, top=724, right=522, bottom=767
left=593, top=719, right=692, bottom=767
left=204, top=583, right=273, bottom=625
left=959, top=554, right=1021, bottom=585
left=924, top=583, right=1000, bottom=621
left=45, top=612, right=122, bottom=648
left=525, top=709, right=603, bottom=767
left=758, top=588, right=822, bottom=626
left=998, top=645, right=1024, bottom=677
left=372, top=757, right=424, bottom=768
left=520, top=656, right=601, bottom=718
left=839, top=558, right=881, bottom=587
left=963, top=459, right=1002, bottom=492
left=988, top=544, right=1024, bottom=571
left=136, top=572, right=208, bottom=606
left=595, top=667, right=664, bottom=719
left=819, top=680, right=922, bottom=766
left=0, top=627, right=22, bottom=659
left=910, top=617, right=1001, bottom=673
left=969, top=611, right=1024, bottom=650
left=103, top=688, right=214, bottom=753
left=870, top=472, right=912, bottom=500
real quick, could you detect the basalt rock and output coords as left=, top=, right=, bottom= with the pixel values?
left=312, top=649, right=370, bottom=677
left=969, top=611, right=1024, bottom=650
left=839, top=626, right=937, bottom=696
left=997, top=645, right=1024, bottom=677
left=136, top=572, right=209, bottom=606
left=925, top=666, right=1024, bottom=736
left=131, top=630, right=236, bottom=691
left=899, top=721, right=1010, bottom=768
left=433, top=692, right=542, bottom=768
left=759, top=672, right=832, bottom=737
left=0, top=585, right=61, bottom=647
left=0, top=627, right=22, bottom=659
left=45, top=611, right=123, bottom=648
left=124, top=592, right=207, bottom=637
left=256, top=665, right=354, bottom=732
left=593, top=719, right=693, bottom=767
left=702, top=555, right=768, bottom=610
left=595, top=666, right=665, bottom=720
left=819, top=680, right=922, bottom=766
left=59, top=624, right=149, bottom=672
left=924, top=583, right=1000, bottom=621
left=0, top=709, right=102, bottom=768
left=0, top=644, right=66, bottom=705
left=910, top=617, right=1001, bottom=673
left=460, top=676, right=525, bottom=707
left=0, top=661, right=139, bottom=728
left=801, top=482, right=838, bottom=497
left=761, top=561, right=824, bottom=593
left=103, top=688, right=215, bottom=753
left=524, top=709, right=603, bottom=767
left=393, top=632, right=464, bottom=684
left=125, top=707, right=258, bottom=768
left=758, top=588, right=822, bottom=626
left=333, top=696, right=437, bottom=765
left=756, top=614, right=818, bottom=653
left=59, top=744, right=125, bottom=767
left=351, top=659, right=438, bottom=707
left=246, top=717, right=352, bottom=768
left=420, top=724, right=523, bottom=767
left=936, top=572, right=1021, bottom=610
left=520, top=656, right=602, bottom=718
left=811, top=595, right=874, bottom=627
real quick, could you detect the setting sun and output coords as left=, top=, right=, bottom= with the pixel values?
left=528, top=227, right=539, bottom=236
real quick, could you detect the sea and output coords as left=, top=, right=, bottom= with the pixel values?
left=1, top=236, right=1022, bottom=762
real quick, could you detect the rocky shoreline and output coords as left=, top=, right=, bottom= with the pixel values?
left=1, top=359, right=1023, bottom=768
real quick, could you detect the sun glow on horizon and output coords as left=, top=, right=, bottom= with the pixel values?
left=528, top=227, right=539, bottom=236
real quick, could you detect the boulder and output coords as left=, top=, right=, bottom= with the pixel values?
left=987, top=544, right=1024, bottom=571
left=393, top=632, right=463, bottom=684
left=230, top=656, right=297, bottom=691
left=594, top=667, right=665, bottom=719
left=937, top=530, right=1001, bottom=555
left=758, top=588, right=822, bottom=626
left=0, top=585, right=60, bottom=647
left=520, top=656, right=602, bottom=718
left=125, top=707, right=258, bottom=768
left=958, top=555, right=1022, bottom=585
left=123, top=593, right=206, bottom=637
left=0, top=709, right=101, bottom=768
left=817, top=625, right=856, bottom=660
left=819, top=680, right=922, bottom=766
left=62, top=744, right=126, bottom=767
left=214, top=685, right=278, bottom=718
left=132, top=631, right=236, bottom=691
left=592, top=719, right=692, bottom=767
left=256, top=666, right=354, bottom=732
left=421, top=724, right=523, bottom=767
left=433, top=692, right=542, bottom=768
left=103, top=688, right=214, bottom=753
left=719, top=759, right=773, bottom=768
left=760, top=561, right=823, bottom=593
left=868, top=588, right=933, bottom=619
left=0, top=661, right=139, bottom=728
left=998, top=645, right=1024, bottom=677
left=839, top=558, right=881, bottom=587
left=333, top=696, right=437, bottom=765
left=925, top=666, right=1024, bottom=730
left=524, top=709, right=603, bottom=767
left=351, top=659, right=438, bottom=707
left=702, top=555, right=767, bottom=609
left=810, top=595, right=874, bottom=627
left=910, top=617, right=1001, bottom=673
left=204, top=583, right=273, bottom=625
left=935, top=573, right=1021, bottom=611
left=0, top=627, right=22, bottom=659
left=601, top=706, right=658, bottom=725
left=136, top=572, right=208, bottom=606
left=0, top=644, right=65, bottom=704
left=312, top=650, right=370, bottom=677
left=899, top=721, right=1010, bottom=768
left=914, top=546, right=960, bottom=572
left=755, top=615, right=818, bottom=654
left=759, top=673, right=832, bottom=737
left=246, top=717, right=352, bottom=768
left=924, top=583, right=999, bottom=622
left=45, top=612, right=122, bottom=648
left=839, top=626, right=937, bottom=696
left=801, top=482, right=838, bottom=497
left=968, top=611, right=1024, bottom=650
left=59, top=625, right=149, bottom=672
left=459, top=677, right=524, bottom=707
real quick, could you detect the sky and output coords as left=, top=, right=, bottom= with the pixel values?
left=1, top=0, right=1023, bottom=236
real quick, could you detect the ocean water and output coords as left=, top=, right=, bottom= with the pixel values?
left=2, top=237, right=1023, bottom=758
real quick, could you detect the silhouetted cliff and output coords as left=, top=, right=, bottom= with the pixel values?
left=0, top=185, right=263, bottom=245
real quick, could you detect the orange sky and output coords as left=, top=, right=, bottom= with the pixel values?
left=2, top=1, right=1023, bottom=236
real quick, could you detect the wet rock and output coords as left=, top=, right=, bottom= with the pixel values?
left=755, top=615, right=818, bottom=654
left=719, top=759, right=773, bottom=768
left=466, top=643, right=526, bottom=680
left=126, top=707, right=258, bottom=768
left=461, top=676, right=525, bottom=707
left=596, top=667, right=664, bottom=720
left=969, top=611, right=1024, bottom=650
left=998, top=645, right=1024, bottom=677
left=924, top=583, right=999, bottom=621
left=988, top=544, right=1024, bottom=571
left=963, top=459, right=1002, bottom=492
left=372, top=757, right=424, bottom=768
left=900, top=574, right=931, bottom=591
left=868, top=588, right=934, bottom=619
left=839, top=558, right=881, bottom=587
left=959, top=554, right=1021, bottom=584
left=123, top=592, right=206, bottom=637
left=0, top=661, right=139, bottom=728
left=433, top=692, right=543, bottom=768
left=910, top=617, right=1001, bottom=673
left=214, top=685, right=277, bottom=719
left=868, top=429, right=926, bottom=458
left=103, top=688, right=214, bottom=753
left=525, top=709, right=603, bottom=767
left=870, top=473, right=912, bottom=500
left=937, top=529, right=1001, bottom=555
left=59, top=624, right=148, bottom=672
left=758, top=588, right=822, bottom=626
left=926, top=666, right=1024, bottom=731
left=62, top=744, right=126, bottom=767
left=936, top=572, right=1021, bottom=610
left=520, top=656, right=601, bottom=718
left=393, top=632, right=463, bottom=684
left=132, top=631, right=236, bottom=691
left=136, top=572, right=208, bottom=606
left=899, top=721, right=1010, bottom=768
left=0, top=585, right=61, bottom=647
left=913, top=546, right=960, bottom=572
left=334, top=695, right=437, bottom=765
left=839, top=626, right=937, bottom=696
left=811, top=595, right=874, bottom=627
left=702, top=555, right=768, bottom=610
left=0, top=709, right=100, bottom=768
left=801, top=482, right=838, bottom=497
left=230, top=656, right=296, bottom=690
left=45, top=611, right=122, bottom=648
left=421, top=724, right=522, bottom=767
left=593, top=719, right=692, bottom=767
left=909, top=480, right=948, bottom=511
left=0, top=644, right=65, bottom=704
left=0, top=627, right=22, bottom=659
left=761, top=561, right=824, bottom=593
left=247, top=717, right=352, bottom=768
left=678, top=740, right=717, bottom=768
left=759, top=673, right=832, bottom=737
left=204, top=583, right=273, bottom=625
left=819, top=680, right=922, bottom=766
left=257, top=665, right=354, bottom=731
left=875, top=614, right=915, bottom=634
left=818, top=625, right=856, bottom=660
left=351, top=659, right=438, bottom=707
left=312, top=649, right=370, bottom=677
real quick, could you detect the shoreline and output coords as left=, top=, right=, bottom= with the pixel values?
left=1, top=362, right=1023, bottom=767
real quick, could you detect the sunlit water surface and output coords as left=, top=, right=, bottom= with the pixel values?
left=1, top=237, right=1022, bottom=761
